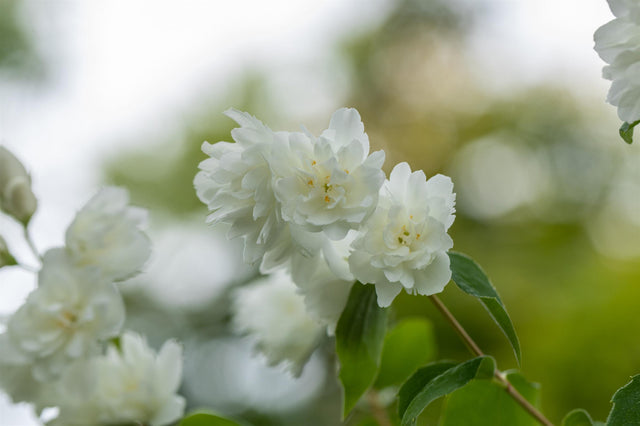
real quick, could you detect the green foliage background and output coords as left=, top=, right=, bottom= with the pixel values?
left=4, top=0, right=640, bottom=424
left=102, top=0, right=640, bottom=423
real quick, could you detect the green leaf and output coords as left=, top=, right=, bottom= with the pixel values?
left=398, top=356, right=495, bottom=426
left=619, top=120, right=640, bottom=144
left=448, top=252, right=521, bottom=365
left=179, top=412, right=243, bottom=426
left=607, top=375, right=640, bottom=425
left=563, top=409, right=597, bottom=426
left=441, top=371, right=540, bottom=426
left=336, top=282, right=389, bottom=418
left=375, top=317, right=436, bottom=389
left=397, top=361, right=457, bottom=419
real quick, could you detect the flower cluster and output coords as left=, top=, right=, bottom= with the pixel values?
left=594, top=0, right=640, bottom=123
left=46, top=332, right=185, bottom=426
left=0, top=184, right=185, bottom=425
left=195, top=108, right=456, bottom=371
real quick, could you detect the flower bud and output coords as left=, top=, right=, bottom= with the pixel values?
left=0, top=146, right=37, bottom=225
left=0, top=235, right=17, bottom=268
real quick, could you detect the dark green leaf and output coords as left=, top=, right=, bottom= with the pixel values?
left=441, top=371, right=540, bottom=426
left=397, top=361, right=457, bottom=419
left=179, top=412, right=242, bottom=426
left=563, top=409, right=596, bottom=426
left=448, top=252, right=521, bottom=365
left=398, top=356, right=495, bottom=426
left=607, top=375, right=640, bottom=425
left=336, top=282, right=389, bottom=418
left=375, top=317, right=436, bottom=389
left=619, top=120, right=640, bottom=144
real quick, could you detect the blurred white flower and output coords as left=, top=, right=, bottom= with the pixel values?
left=0, top=249, right=125, bottom=381
left=594, top=0, right=640, bottom=123
left=293, top=234, right=356, bottom=334
left=194, top=109, right=290, bottom=267
left=349, top=162, right=455, bottom=307
left=0, top=146, right=37, bottom=225
left=232, top=271, right=324, bottom=376
left=66, top=186, right=151, bottom=281
left=48, top=331, right=185, bottom=426
left=271, top=108, right=385, bottom=240
left=0, top=362, right=44, bottom=406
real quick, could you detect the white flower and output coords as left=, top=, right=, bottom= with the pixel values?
left=0, top=249, right=125, bottom=381
left=292, top=233, right=356, bottom=334
left=232, top=271, right=324, bottom=376
left=349, top=162, right=456, bottom=307
left=194, top=109, right=290, bottom=266
left=0, top=362, right=44, bottom=406
left=594, top=0, right=640, bottom=123
left=0, top=146, right=37, bottom=224
left=66, top=186, right=151, bottom=281
left=48, top=331, right=185, bottom=426
left=271, top=108, right=385, bottom=240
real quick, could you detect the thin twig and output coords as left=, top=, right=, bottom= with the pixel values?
left=428, top=295, right=553, bottom=426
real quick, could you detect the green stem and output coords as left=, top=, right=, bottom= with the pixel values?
left=23, top=225, right=42, bottom=263
left=429, top=295, right=553, bottom=426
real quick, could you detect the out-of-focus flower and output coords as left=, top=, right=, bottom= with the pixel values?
left=65, top=186, right=151, bottom=281
left=47, top=331, right=185, bottom=426
left=0, top=363, right=44, bottom=406
left=0, top=146, right=37, bottom=225
left=0, top=235, right=17, bottom=268
left=349, top=162, right=456, bottom=307
left=594, top=0, right=640, bottom=123
left=194, top=110, right=290, bottom=267
left=292, top=232, right=356, bottom=334
left=0, top=249, right=125, bottom=381
left=232, top=271, right=324, bottom=376
left=271, top=108, right=385, bottom=240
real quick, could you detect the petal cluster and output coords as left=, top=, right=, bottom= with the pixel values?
left=65, top=187, right=151, bottom=281
left=272, top=108, right=385, bottom=240
left=195, top=110, right=288, bottom=266
left=48, top=332, right=185, bottom=426
left=0, top=249, right=125, bottom=381
left=594, top=0, right=640, bottom=123
left=349, top=163, right=455, bottom=307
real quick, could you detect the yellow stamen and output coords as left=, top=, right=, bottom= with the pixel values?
left=312, top=160, right=317, bottom=165
left=307, top=179, right=314, bottom=186
left=324, top=196, right=331, bottom=203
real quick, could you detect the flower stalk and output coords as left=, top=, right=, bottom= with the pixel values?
left=429, top=295, right=553, bottom=426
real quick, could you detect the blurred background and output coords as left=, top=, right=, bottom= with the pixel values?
left=1, top=0, right=639, bottom=424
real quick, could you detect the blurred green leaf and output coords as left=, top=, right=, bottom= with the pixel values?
left=619, top=120, right=640, bottom=144
left=448, top=252, right=521, bottom=365
left=562, top=409, right=598, bottom=426
left=179, top=412, right=242, bottom=426
left=398, top=356, right=495, bottom=426
left=607, top=375, right=640, bottom=425
left=336, top=283, right=388, bottom=419
left=375, top=317, right=436, bottom=389
left=440, top=371, right=540, bottom=426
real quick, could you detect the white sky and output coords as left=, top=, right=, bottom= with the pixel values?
left=0, top=0, right=615, bottom=423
